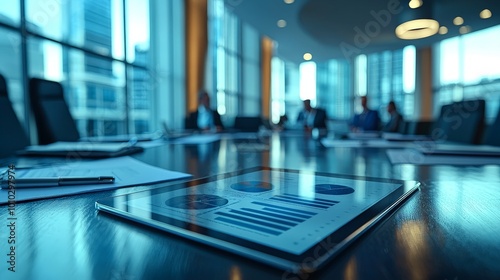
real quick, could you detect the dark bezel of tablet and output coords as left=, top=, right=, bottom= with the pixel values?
left=96, top=166, right=419, bottom=273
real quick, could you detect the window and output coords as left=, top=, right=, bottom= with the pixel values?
left=270, top=57, right=285, bottom=124
left=272, top=45, right=414, bottom=126
left=0, top=27, right=24, bottom=123
left=125, top=0, right=149, bottom=65
left=362, top=46, right=415, bottom=122
left=0, top=0, right=20, bottom=26
left=316, top=59, right=352, bottom=120
left=27, top=38, right=127, bottom=137
left=0, top=0, right=180, bottom=139
left=433, top=24, right=500, bottom=122
left=208, top=0, right=261, bottom=125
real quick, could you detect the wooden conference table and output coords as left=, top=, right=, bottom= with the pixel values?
left=1, top=132, right=499, bottom=279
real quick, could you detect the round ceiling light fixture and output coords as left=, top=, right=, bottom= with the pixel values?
left=480, top=9, right=492, bottom=19
left=396, top=19, right=439, bottom=39
left=453, top=16, right=464, bottom=25
left=438, top=26, right=448, bottom=35
left=303, top=53, right=312, bottom=61
left=395, top=1, right=439, bottom=40
left=409, top=0, right=423, bottom=9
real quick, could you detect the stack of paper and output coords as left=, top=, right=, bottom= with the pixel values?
left=0, top=156, right=191, bottom=204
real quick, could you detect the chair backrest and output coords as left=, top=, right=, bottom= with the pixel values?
left=29, top=78, right=80, bottom=144
left=184, top=115, right=197, bottom=130
left=432, top=100, right=485, bottom=144
left=233, top=116, right=262, bottom=132
left=0, top=74, right=30, bottom=158
left=404, top=120, right=433, bottom=135
left=482, top=107, right=500, bottom=146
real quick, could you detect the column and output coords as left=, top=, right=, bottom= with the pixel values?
left=185, top=0, right=208, bottom=113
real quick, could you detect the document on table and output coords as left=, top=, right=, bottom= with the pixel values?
left=169, top=134, right=221, bottom=144
left=386, top=149, right=500, bottom=165
left=220, top=132, right=260, bottom=140
left=321, top=138, right=415, bottom=148
left=0, top=156, right=191, bottom=204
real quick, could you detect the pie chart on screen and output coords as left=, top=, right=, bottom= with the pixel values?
left=230, top=181, right=273, bottom=193
left=165, top=194, right=229, bottom=209
left=315, top=184, right=354, bottom=195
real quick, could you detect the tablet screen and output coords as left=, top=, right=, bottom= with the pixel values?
left=96, top=167, right=418, bottom=273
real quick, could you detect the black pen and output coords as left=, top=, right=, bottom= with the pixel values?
left=1, top=176, right=115, bottom=189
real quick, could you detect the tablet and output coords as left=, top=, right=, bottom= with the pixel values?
left=95, top=167, right=419, bottom=273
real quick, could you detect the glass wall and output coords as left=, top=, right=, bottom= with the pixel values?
left=270, top=59, right=301, bottom=125
left=0, top=0, right=174, bottom=139
left=208, top=0, right=261, bottom=126
left=0, top=27, right=24, bottom=123
left=433, top=24, right=500, bottom=122
left=316, top=59, right=352, bottom=121
left=364, top=46, right=416, bottom=123
left=271, top=46, right=415, bottom=127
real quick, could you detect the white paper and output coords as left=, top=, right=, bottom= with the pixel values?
left=321, top=139, right=365, bottom=148
left=135, top=139, right=168, bottom=149
left=381, top=133, right=430, bottom=141
left=0, top=157, right=191, bottom=204
left=25, top=141, right=135, bottom=153
left=220, top=132, right=260, bottom=140
left=347, top=132, right=380, bottom=140
left=386, top=149, right=500, bottom=165
left=169, top=134, right=221, bottom=144
left=321, top=138, right=414, bottom=148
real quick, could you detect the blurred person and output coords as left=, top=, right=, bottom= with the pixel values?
left=185, top=90, right=224, bottom=132
left=296, top=99, right=328, bottom=132
left=382, top=101, right=404, bottom=133
left=350, top=95, right=380, bottom=132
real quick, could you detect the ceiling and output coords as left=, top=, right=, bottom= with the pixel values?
left=225, top=0, right=500, bottom=64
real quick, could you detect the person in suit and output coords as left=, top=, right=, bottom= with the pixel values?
left=296, top=99, right=328, bottom=132
left=351, top=95, right=380, bottom=131
left=382, top=101, right=404, bottom=132
left=185, top=90, right=224, bottom=132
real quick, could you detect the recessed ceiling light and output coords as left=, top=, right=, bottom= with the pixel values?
left=480, top=9, right=492, bottom=19
left=277, top=19, right=287, bottom=28
left=284, top=0, right=294, bottom=4
left=453, top=16, right=464, bottom=25
left=303, top=53, right=312, bottom=61
left=438, top=26, right=448, bottom=35
left=459, top=25, right=471, bottom=34
left=409, top=0, right=423, bottom=9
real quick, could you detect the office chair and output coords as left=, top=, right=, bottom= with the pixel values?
left=184, top=115, right=197, bottom=130
left=29, top=78, right=80, bottom=145
left=432, top=99, right=485, bottom=144
left=404, top=120, right=433, bottom=135
left=233, top=116, right=263, bottom=132
left=0, top=74, right=30, bottom=158
left=482, top=107, right=500, bottom=146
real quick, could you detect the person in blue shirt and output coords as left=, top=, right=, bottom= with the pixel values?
left=185, top=91, right=224, bottom=132
left=351, top=96, right=380, bottom=131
